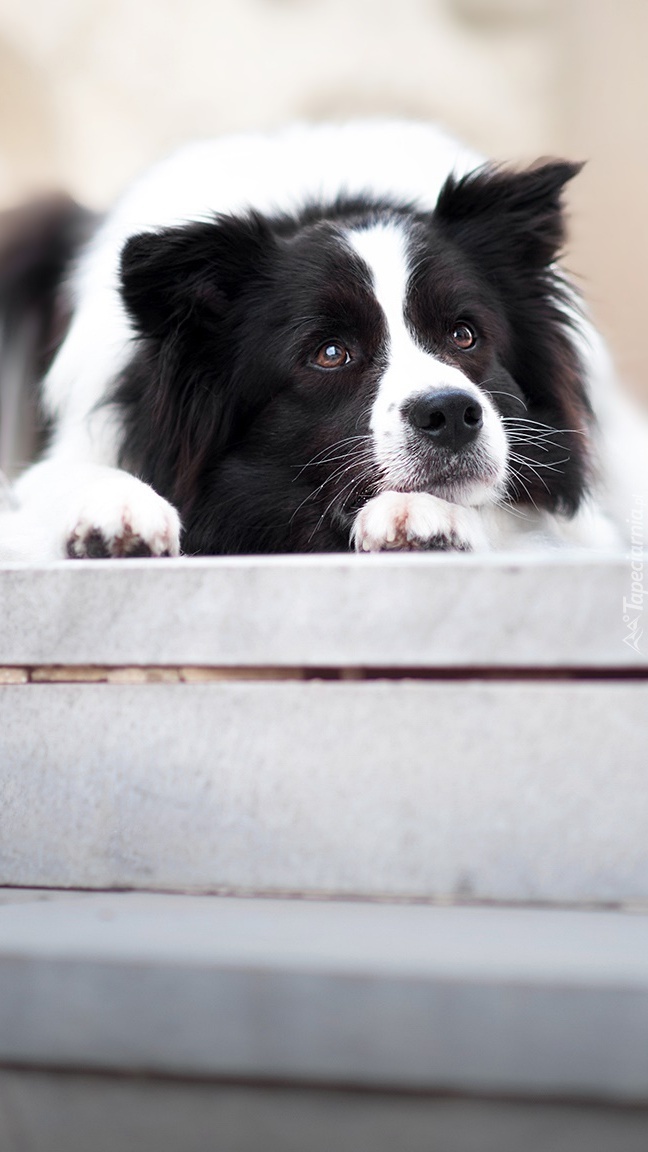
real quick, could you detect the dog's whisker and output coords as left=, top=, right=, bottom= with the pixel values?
left=506, top=434, right=552, bottom=454
left=483, top=389, right=528, bottom=410
left=306, top=466, right=374, bottom=545
left=291, top=453, right=372, bottom=495
left=291, top=435, right=373, bottom=478
left=505, top=465, right=541, bottom=510
left=289, top=450, right=378, bottom=526
left=506, top=433, right=576, bottom=455
left=508, top=450, right=570, bottom=475
left=508, top=459, right=551, bottom=494
left=294, top=446, right=372, bottom=472
left=502, top=418, right=588, bottom=437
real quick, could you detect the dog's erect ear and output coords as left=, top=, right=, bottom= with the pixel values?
left=120, top=212, right=273, bottom=337
left=434, top=160, right=583, bottom=272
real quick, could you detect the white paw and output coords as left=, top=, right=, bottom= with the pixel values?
left=65, top=474, right=181, bottom=559
left=351, top=491, right=486, bottom=553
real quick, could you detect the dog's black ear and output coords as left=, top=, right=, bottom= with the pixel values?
left=434, top=160, right=583, bottom=271
left=120, top=212, right=273, bottom=336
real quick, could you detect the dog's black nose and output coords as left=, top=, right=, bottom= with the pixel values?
left=406, top=388, right=483, bottom=450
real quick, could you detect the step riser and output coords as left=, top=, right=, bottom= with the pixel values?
left=2, top=894, right=648, bottom=1103
left=2, top=681, right=646, bottom=902
left=3, top=957, right=648, bottom=1097
left=3, top=1072, right=647, bottom=1152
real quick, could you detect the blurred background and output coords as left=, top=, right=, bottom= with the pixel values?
left=0, top=0, right=645, bottom=401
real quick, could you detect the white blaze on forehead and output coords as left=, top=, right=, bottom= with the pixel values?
left=346, top=220, right=508, bottom=505
left=346, top=221, right=477, bottom=429
left=347, top=221, right=412, bottom=354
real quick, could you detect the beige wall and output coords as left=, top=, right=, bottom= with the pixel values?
left=0, top=0, right=645, bottom=399
left=556, top=0, right=648, bottom=403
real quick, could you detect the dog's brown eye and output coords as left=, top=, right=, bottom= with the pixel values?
left=314, top=342, right=350, bottom=369
left=451, top=322, right=477, bottom=350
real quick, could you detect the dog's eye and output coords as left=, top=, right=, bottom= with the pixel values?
left=450, top=322, right=477, bottom=350
left=313, top=342, right=351, bottom=369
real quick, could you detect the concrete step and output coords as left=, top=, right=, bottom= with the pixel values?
left=1, top=555, right=646, bottom=902
left=0, top=553, right=643, bottom=668
left=1, top=890, right=648, bottom=1104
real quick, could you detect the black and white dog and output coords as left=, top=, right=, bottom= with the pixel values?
left=1, top=120, right=646, bottom=559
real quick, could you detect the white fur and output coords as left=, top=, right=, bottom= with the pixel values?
left=11, top=461, right=180, bottom=559
left=352, top=491, right=488, bottom=553
left=64, top=468, right=181, bottom=558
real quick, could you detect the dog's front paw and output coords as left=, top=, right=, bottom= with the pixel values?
left=351, top=491, right=486, bottom=553
left=66, top=474, right=181, bottom=559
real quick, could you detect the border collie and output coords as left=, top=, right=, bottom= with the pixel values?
left=1, top=120, right=646, bottom=560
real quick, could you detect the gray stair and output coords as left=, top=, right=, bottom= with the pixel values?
left=2, top=890, right=648, bottom=1101
left=0, top=552, right=641, bottom=667
left=1, top=554, right=647, bottom=1149
left=1, top=554, right=647, bottom=901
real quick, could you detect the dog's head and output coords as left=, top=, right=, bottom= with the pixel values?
left=118, top=160, right=591, bottom=552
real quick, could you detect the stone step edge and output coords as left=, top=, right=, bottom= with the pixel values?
left=3, top=883, right=648, bottom=915
left=2, top=665, right=648, bottom=685
left=3, top=893, right=648, bottom=1100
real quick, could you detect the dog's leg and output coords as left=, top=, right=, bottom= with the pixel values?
left=11, top=461, right=181, bottom=560
left=351, top=491, right=489, bottom=553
